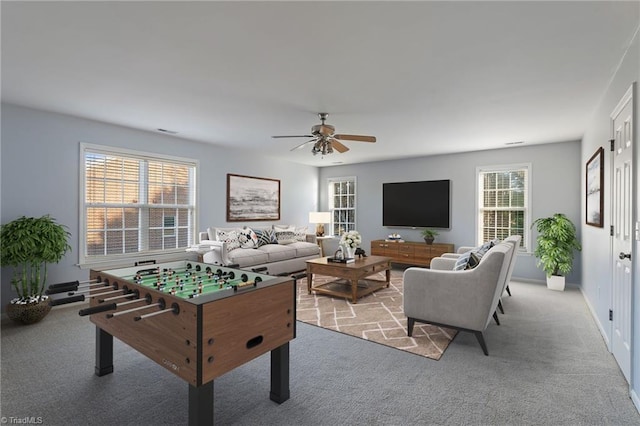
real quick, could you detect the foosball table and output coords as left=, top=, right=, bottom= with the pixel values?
left=48, top=260, right=296, bottom=425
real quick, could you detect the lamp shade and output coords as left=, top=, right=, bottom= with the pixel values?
left=309, top=212, right=331, bottom=224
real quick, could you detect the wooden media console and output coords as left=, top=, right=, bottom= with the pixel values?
left=370, top=240, right=454, bottom=267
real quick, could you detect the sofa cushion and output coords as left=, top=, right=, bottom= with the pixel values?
left=227, top=248, right=269, bottom=268
left=293, top=226, right=308, bottom=242
left=275, top=230, right=296, bottom=245
left=258, top=244, right=297, bottom=262
left=215, top=228, right=241, bottom=252
left=454, top=251, right=481, bottom=270
left=288, top=241, right=320, bottom=257
left=238, top=227, right=259, bottom=249
left=254, top=228, right=278, bottom=246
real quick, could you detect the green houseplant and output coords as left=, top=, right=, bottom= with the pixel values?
left=421, top=228, right=439, bottom=245
left=531, top=213, right=581, bottom=291
left=1, top=215, right=71, bottom=323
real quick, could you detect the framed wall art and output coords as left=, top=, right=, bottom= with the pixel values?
left=585, top=147, right=604, bottom=227
left=227, top=174, right=281, bottom=222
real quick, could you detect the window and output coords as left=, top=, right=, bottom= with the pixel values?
left=80, top=144, right=197, bottom=266
left=477, top=164, right=530, bottom=251
left=328, top=177, right=356, bottom=236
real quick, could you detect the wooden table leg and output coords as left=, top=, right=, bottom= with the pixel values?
left=351, top=278, right=358, bottom=303
left=385, top=266, right=391, bottom=287
left=307, top=267, right=313, bottom=294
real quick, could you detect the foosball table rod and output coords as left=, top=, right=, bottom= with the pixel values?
left=46, top=281, right=108, bottom=295
left=107, top=299, right=162, bottom=318
left=134, top=302, right=179, bottom=321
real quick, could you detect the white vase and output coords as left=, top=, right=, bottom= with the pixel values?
left=547, top=275, right=565, bottom=291
left=344, top=246, right=356, bottom=259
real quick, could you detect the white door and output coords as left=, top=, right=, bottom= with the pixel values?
left=610, top=84, right=633, bottom=382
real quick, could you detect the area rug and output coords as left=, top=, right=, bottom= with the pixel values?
left=296, top=269, right=457, bottom=360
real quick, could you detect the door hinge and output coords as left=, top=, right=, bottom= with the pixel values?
left=610, top=225, right=614, bottom=236
left=609, top=309, right=613, bottom=321
left=610, top=139, right=615, bottom=151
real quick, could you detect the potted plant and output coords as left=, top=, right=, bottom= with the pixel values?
left=0, top=215, right=71, bottom=324
left=421, top=228, right=439, bottom=245
left=531, top=213, right=581, bottom=291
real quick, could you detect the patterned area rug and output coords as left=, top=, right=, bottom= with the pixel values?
left=296, top=269, right=457, bottom=360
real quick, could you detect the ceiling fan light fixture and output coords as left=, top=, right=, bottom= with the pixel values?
left=272, top=112, right=376, bottom=157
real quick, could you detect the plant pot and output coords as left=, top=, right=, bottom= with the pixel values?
left=424, top=237, right=434, bottom=245
left=7, top=296, right=51, bottom=325
left=546, top=275, right=565, bottom=291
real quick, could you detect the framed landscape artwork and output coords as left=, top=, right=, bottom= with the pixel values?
left=586, top=147, right=604, bottom=227
left=227, top=174, right=280, bottom=222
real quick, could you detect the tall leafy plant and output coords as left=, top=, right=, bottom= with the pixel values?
left=0, top=215, right=71, bottom=302
left=532, top=213, right=581, bottom=277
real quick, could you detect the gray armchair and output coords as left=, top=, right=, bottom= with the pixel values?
left=403, top=241, right=514, bottom=355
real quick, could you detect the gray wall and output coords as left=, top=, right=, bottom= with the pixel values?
left=580, top=29, right=639, bottom=409
left=319, top=141, right=582, bottom=284
left=0, top=104, right=319, bottom=307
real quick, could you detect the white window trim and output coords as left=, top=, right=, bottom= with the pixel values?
left=327, top=176, right=357, bottom=235
left=475, top=163, right=532, bottom=253
left=79, top=143, right=199, bottom=269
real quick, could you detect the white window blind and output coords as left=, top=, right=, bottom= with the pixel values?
left=477, top=164, right=530, bottom=251
left=81, top=144, right=197, bottom=266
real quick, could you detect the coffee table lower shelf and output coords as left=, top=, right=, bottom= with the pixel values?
left=306, top=256, right=392, bottom=304
left=310, top=278, right=388, bottom=302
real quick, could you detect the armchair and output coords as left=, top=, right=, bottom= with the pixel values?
left=403, top=241, right=514, bottom=355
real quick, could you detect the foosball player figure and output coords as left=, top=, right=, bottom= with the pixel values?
left=167, top=268, right=174, bottom=277
left=135, top=273, right=143, bottom=284
left=207, top=270, right=214, bottom=280
left=198, top=283, right=203, bottom=294
left=170, top=287, right=177, bottom=296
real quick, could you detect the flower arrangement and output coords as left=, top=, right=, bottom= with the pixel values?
left=340, top=230, right=362, bottom=248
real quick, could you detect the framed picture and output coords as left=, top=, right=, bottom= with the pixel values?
left=586, top=147, right=604, bottom=227
left=227, top=174, right=280, bottom=222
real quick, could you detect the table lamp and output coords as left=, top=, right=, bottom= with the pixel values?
left=309, top=212, right=331, bottom=237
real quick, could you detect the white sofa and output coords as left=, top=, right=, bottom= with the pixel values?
left=198, top=225, right=321, bottom=276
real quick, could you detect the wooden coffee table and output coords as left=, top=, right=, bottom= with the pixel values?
left=306, top=255, right=392, bottom=303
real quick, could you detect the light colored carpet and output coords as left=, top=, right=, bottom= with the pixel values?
left=296, top=270, right=457, bottom=360
left=2, top=279, right=639, bottom=425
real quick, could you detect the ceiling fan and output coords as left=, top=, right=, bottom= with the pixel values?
left=272, top=113, right=376, bottom=155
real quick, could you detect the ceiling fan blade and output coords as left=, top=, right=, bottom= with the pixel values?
left=334, top=134, right=376, bottom=143
left=272, top=134, right=314, bottom=139
left=330, top=139, right=350, bottom=153
left=290, top=139, right=318, bottom=151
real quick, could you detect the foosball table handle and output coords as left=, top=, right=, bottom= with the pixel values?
left=49, top=294, right=86, bottom=306
left=79, top=303, right=118, bottom=317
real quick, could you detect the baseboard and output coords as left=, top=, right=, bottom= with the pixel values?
left=579, top=286, right=611, bottom=349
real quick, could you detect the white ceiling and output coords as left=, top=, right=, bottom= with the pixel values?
left=2, top=1, right=639, bottom=167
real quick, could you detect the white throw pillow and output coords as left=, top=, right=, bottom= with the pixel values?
left=238, top=227, right=259, bottom=249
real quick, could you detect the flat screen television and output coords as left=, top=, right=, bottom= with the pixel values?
left=382, top=179, right=450, bottom=228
